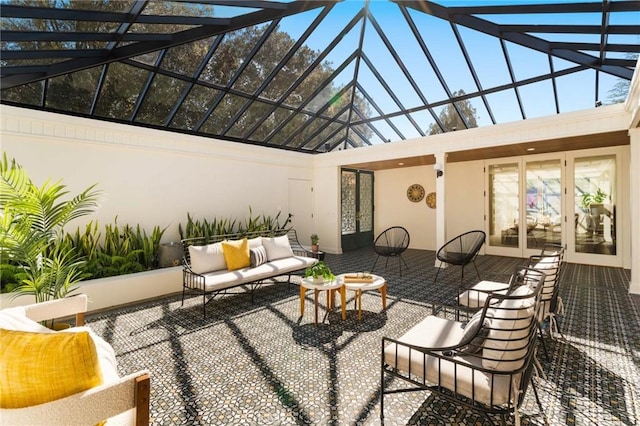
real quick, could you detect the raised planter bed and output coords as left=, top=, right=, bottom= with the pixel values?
left=0, top=266, right=182, bottom=313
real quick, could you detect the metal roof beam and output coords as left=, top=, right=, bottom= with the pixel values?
left=171, top=1, right=290, bottom=10
left=0, top=31, right=172, bottom=42
left=360, top=53, right=423, bottom=136
left=0, top=5, right=231, bottom=26
left=550, top=42, right=639, bottom=53
left=350, top=65, right=589, bottom=126
left=1, top=49, right=108, bottom=60
left=243, top=8, right=365, bottom=139
left=399, top=0, right=635, bottom=80
left=263, top=51, right=358, bottom=144
left=0, top=0, right=334, bottom=89
left=446, top=1, right=640, bottom=14
left=224, top=5, right=334, bottom=140
left=499, top=24, right=640, bottom=34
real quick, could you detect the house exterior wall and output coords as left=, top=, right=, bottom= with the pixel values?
left=1, top=101, right=637, bottom=295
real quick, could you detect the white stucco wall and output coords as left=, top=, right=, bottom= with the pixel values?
left=0, top=106, right=314, bottom=244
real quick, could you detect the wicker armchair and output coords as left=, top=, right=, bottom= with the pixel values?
left=381, top=271, right=545, bottom=425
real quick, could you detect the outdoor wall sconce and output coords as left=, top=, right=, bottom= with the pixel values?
left=434, top=162, right=444, bottom=178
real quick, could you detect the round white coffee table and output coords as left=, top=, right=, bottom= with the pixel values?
left=299, top=277, right=346, bottom=325
left=337, top=273, right=387, bottom=320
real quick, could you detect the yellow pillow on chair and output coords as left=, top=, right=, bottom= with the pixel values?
left=0, top=328, right=103, bottom=408
left=222, top=238, right=251, bottom=270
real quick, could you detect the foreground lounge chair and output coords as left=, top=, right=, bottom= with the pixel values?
left=381, top=270, right=545, bottom=425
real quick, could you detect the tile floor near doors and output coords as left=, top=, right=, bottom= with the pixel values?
left=86, top=247, right=639, bottom=425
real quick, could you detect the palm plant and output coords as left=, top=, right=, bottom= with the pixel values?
left=0, top=152, right=101, bottom=302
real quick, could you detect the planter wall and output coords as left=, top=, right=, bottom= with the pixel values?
left=0, top=267, right=182, bottom=313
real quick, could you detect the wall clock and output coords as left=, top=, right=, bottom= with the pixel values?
left=426, top=192, right=437, bottom=209
left=406, top=184, right=425, bottom=202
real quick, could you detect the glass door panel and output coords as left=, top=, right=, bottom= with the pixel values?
left=573, top=155, right=616, bottom=256
left=525, top=159, right=562, bottom=252
left=487, top=162, right=520, bottom=254
left=341, top=169, right=374, bottom=251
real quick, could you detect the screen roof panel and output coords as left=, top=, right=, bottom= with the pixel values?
left=1, top=0, right=638, bottom=153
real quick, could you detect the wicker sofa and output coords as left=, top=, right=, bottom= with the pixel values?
left=0, top=294, right=150, bottom=425
left=181, top=229, right=318, bottom=318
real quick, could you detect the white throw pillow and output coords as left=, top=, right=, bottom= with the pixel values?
left=0, top=307, right=52, bottom=333
left=262, top=235, right=294, bottom=261
left=188, top=242, right=226, bottom=274
left=247, top=237, right=262, bottom=249
left=458, top=309, right=490, bottom=354
left=482, top=285, right=535, bottom=371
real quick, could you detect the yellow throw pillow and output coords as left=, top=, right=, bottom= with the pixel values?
left=222, top=238, right=251, bottom=270
left=0, top=328, right=103, bottom=408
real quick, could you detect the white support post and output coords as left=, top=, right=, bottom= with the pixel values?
left=434, top=152, right=447, bottom=267
left=629, top=128, right=640, bottom=295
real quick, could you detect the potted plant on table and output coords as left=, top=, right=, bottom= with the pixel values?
left=310, top=233, right=319, bottom=252
left=304, top=261, right=334, bottom=284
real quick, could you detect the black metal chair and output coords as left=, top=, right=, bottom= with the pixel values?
left=381, top=270, right=546, bottom=425
left=433, top=230, right=486, bottom=289
left=371, top=226, right=410, bottom=276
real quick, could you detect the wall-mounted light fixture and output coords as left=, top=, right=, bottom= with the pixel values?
left=434, top=162, right=444, bottom=178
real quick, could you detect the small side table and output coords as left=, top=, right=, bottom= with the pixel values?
left=299, top=278, right=346, bottom=325
left=307, top=250, right=325, bottom=261
left=339, top=273, right=387, bottom=320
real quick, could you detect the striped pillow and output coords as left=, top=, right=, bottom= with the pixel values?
left=250, top=246, right=267, bottom=267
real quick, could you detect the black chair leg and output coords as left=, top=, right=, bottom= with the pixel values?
left=537, top=323, right=551, bottom=361
left=371, top=255, right=380, bottom=273
left=433, top=264, right=442, bottom=284
left=472, top=260, right=481, bottom=280
left=530, top=378, right=547, bottom=423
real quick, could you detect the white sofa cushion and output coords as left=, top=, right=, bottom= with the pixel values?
left=247, top=237, right=262, bottom=249
left=188, top=242, right=226, bottom=273
left=262, top=235, right=294, bottom=261
left=202, top=255, right=317, bottom=292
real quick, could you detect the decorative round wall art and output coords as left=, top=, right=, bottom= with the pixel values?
left=426, top=191, right=437, bottom=209
left=406, top=184, right=425, bottom=202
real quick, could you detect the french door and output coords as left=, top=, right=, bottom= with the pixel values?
left=341, top=169, right=374, bottom=251
left=485, top=154, right=563, bottom=259
left=485, top=148, right=621, bottom=266
left=566, top=149, right=620, bottom=266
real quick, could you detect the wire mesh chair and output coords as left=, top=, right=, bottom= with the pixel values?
left=433, top=230, right=486, bottom=289
left=381, top=269, right=546, bottom=425
left=371, top=226, right=410, bottom=276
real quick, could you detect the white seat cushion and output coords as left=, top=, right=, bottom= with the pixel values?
left=458, top=280, right=509, bottom=308
left=384, top=316, right=515, bottom=406
left=203, top=255, right=317, bottom=291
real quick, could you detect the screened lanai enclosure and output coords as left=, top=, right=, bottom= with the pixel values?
left=1, top=0, right=638, bottom=153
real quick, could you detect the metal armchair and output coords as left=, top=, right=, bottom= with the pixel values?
left=371, top=226, right=410, bottom=276
left=433, top=230, right=486, bottom=288
left=381, top=271, right=545, bottom=425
